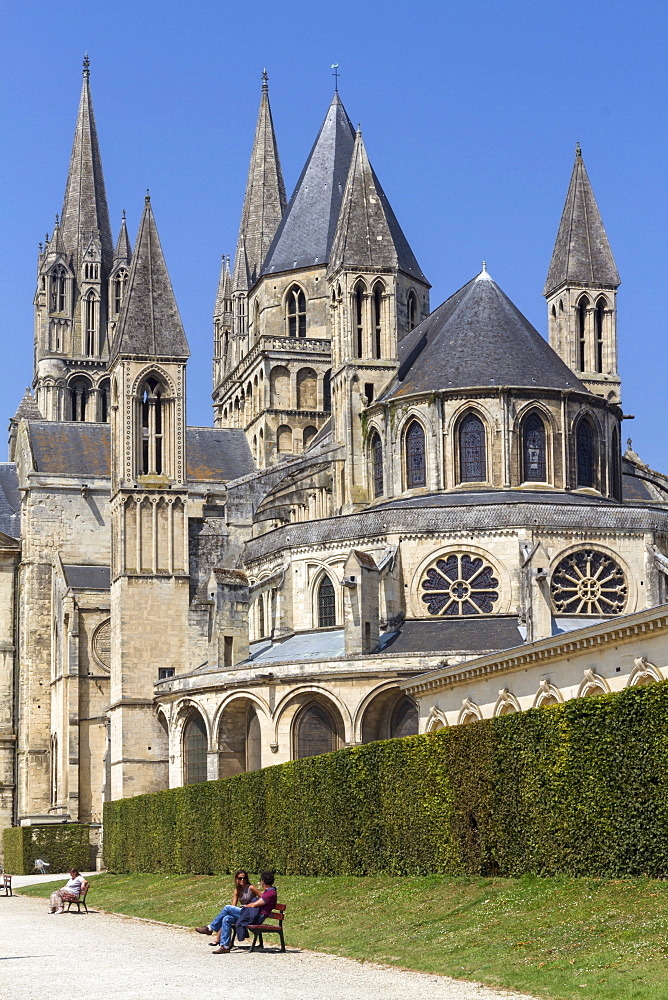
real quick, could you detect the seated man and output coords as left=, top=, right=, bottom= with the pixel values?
left=48, top=869, right=87, bottom=914
left=195, top=870, right=277, bottom=954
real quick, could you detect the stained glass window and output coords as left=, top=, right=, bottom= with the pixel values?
left=317, top=576, right=336, bottom=627
left=577, top=419, right=595, bottom=487
left=371, top=432, right=383, bottom=497
left=184, top=714, right=208, bottom=785
left=551, top=549, right=627, bottom=615
left=523, top=413, right=546, bottom=482
left=421, top=553, right=499, bottom=616
left=405, top=421, right=426, bottom=488
left=459, top=414, right=487, bottom=482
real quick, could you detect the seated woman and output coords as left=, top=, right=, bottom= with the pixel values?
left=201, top=870, right=258, bottom=945
left=48, top=869, right=87, bottom=914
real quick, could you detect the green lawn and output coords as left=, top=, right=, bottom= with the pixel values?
left=17, top=873, right=668, bottom=1000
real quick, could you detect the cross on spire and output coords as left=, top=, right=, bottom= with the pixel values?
left=331, top=63, right=340, bottom=91
left=83, top=53, right=90, bottom=78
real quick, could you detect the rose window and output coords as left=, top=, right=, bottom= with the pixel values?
left=421, top=554, right=499, bottom=616
left=551, top=550, right=627, bottom=616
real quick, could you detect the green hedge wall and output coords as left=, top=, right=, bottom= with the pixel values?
left=104, top=681, right=668, bottom=877
left=2, top=824, right=91, bottom=875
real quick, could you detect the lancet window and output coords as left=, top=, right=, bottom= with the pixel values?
left=372, top=283, right=383, bottom=359
left=354, top=282, right=365, bottom=357
left=407, top=290, right=418, bottom=331
left=183, top=712, right=208, bottom=785
left=317, top=575, right=336, bottom=628
left=286, top=285, right=306, bottom=338
left=577, top=296, right=589, bottom=370
left=84, top=291, right=98, bottom=356
left=459, top=413, right=487, bottom=482
left=405, top=420, right=426, bottom=488
left=139, top=376, right=166, bottom=476
left=595, top=298, right=606, bottom=373
left=576, top=418, right=595, bottom=488
left=370, top=431, right=383, bottom=497
left=50, top=266, right=67, bottom=313
left=522, top=413, right=546, bottom=482
left=113, top=269, right=128, bottom=316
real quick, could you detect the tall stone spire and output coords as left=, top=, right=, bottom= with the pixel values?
left=232, top=70, right=287, bottom=292
left=112, top=196, right=189, bottom=361
left=544, top=144, right=620, bottom=296
left=60, top=56, right=113, bottom=272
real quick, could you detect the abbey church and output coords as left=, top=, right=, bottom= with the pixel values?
left=2, top=60, right=668, bottom=852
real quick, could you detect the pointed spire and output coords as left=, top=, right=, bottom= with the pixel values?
left=13, top=387, right=42, bottom=421
left=59, top=57, right=113, bottom=272
left=111, top=196, right=189, bottom=361
left=329, top=129, right=427, bottom=281
left=262, top=92, right=356, bottom=275
left=544, top=145, right=620, bottom=296
left=232, top=71, right=286, bottom=292
left=113, top=211, right=132, bottom=265
left=215, top=254, right=232, bottom=312
left=51, top=214, right=65, bottom=256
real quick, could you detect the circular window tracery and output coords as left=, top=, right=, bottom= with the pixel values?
left=551, top=549, right=627, bottom=615
left=421, top=554, right=499, bottom=616
left=91, top=618, right=111, bottom=670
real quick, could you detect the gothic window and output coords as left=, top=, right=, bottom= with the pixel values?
left=69, top=376, right=91, bottom=422
left=576, top=417, right=596, bottom=488
left=317, top=575, right=336, bottom=627
left=183, top=712, right=208, bottom=785
left=113, top=268, right=128, bottom=315
left=258, top=596, right=265, bottom=637
left=390, top=697, right=418, bottom=738
left=421, top=553, right=499, bottom=616
left=354, top=281, right=365, bottom=357
left=459, top=413, right=487, bottom=482
left=99, top=378, right=110, bottom=423
left=522, top=412, right=546, bottom=482
left=286, top=285, right=306, bottom=338
left=595, top=298, right=606, bottom=373
left=50, top=266, right=67, bottom=313
left=296, top=703, right=337, bottom=759
left=50, top=733, right=58, bottom=806
left=139, top=376, right=166, bottom=476
left=372, top=282, right=383, bottom=359
left=551, top=549, right=627, bottom=616
left=577, top=296, right=589, bottom=370
left=246, top=708, right=261, bottom=772
left=84, top=291, right=98, bottom=356
left=405, top=420, right=426, bottom=488
left=407, top=290, right=418, bottom=331
left=610, top=425, right=621, bottom=501
left=254, top=299, right=260, bottom=338
left=277, top=424, right=293, bottom=454
left=370, top=431, right=383, bottom=497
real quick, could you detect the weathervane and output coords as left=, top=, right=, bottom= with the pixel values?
left=331, top=63, right=340, bottom=91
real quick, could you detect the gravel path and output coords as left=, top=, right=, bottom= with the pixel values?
left=1, top=891, right=539, bottom=1000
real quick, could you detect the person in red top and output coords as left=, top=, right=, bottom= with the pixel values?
left=197, top=871, right=277, bottom=954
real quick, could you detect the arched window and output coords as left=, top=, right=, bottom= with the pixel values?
left=297, top=368, right=317, bottom=410
left=577, top=296, right=589, bottom=370
left=286, top=285, right=306, bottom=338
left=303, top=426, right=318, bottom=449
left=50, top=265, right=67, bottom=313
left=258, top=596, right=265, bottom=637
left=372, top=283, right=383, bottom=359
left=576, top=417, right=595, bottom=488
left=277, top=424, right=293, bottom=454
left=459, top=413, right=487, bottom=482
left=84, top=291, right=98, bottom=356
left=99, top=378, right=110, bottom=423
left=407, top=290, right=418, bottom=331
left=317, top=575, right=336, bottom=627
left=139, top=376, right=166, bottom=476
left=246, top=708, right=261, bottom=772
left=390, top=697, right=418, bottom=738
left=323, top=369, right=332, bottom=411
left=610, top=425, right=621, bottom=501
left=354, top=281, right=365, bottom=357
left=113, top=268, right=128, bottom=316
left=69, top=376, right=91, bottom=422
left=184, top=712, right=208, bottom=785
left=370, top=431, right=383, bottom=497
left=405, top=420, right=426, bottom=488
left=522, top=413, right=546, bottom=482
left=254, top=299, right=260, bottom=338
left=595, top=298, right=606, bottom=373
left=296, top=703, right=337, bottom=759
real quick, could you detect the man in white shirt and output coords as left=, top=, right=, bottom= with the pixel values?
left=48, top=869, right=87, bottom=914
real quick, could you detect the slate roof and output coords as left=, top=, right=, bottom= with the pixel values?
left=377, top=489, right=618, bottom=509
left=380, top=268, right=588, bottom=401
left=544, top=146, right=620, bottom=296
left=60, top=59, right=113, bottom=272
left=261, top=93, right=356, bottom=275
left=233, top=72, right=287, bottom=292
left=112, top=212, right=132, bottom=265
left=63, top=565, right=110, bottom=590
left=378, top=616, right=525, bottom=655
left=111, top=196, right=190, bottom=361
left=186, top=427, right=254, bottom=481
left=0, top=464, right=21, bottom=539
left=13, top=389, right=42, bottom=421
left=328, top=130, right=427, bottom=282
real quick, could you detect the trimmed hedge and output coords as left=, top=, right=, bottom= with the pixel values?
left=104, top=681, right=668, bottom=877
left=3, top=823, right=91, bottom=875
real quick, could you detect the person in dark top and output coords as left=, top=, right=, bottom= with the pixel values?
left=196, top=870, right=277, bottom=954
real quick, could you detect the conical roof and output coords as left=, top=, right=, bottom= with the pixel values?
left=381, top=268, right=588, bottom=401
left=113, top=212, right=132, bottom=265
left=60, top=57, right=113, bottom=272
left=544, top=146, right=620, bottom=296
left=13, top=388, right=42, bottom=421
left=261, top=93, right=356, bottom=275
left=111, top=197, right=189, bottom=360
left=329, top=129, right=427, bottom=282
left=233, top=71, right=287, bottom=292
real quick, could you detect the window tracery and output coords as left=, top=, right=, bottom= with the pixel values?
left=317, top=575, right=336, bottom=627
left=421, top=553, right=499, bottom=616
left=296, top=703, right=337, bottom=759
left=405, top=420, right=426, bottom=488
left=286, top=285, right=306, bottom=337
left=551, top=549, right=627, bottom=616
left=354, top=281, right=365, bottom=357
left=184, top=712, right=208, bottom=785
left=459, top=413, right=487, bottom=482
left=372, top=283, right=383, bottom=359
left=522, top=413, right=546, bottom=482
left=139, top=376, right=165, bottom=475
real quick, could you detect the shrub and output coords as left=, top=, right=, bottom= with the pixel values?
left=103, top=682, right=668, bottom=877
left=2, top=824, right=91, bottom=875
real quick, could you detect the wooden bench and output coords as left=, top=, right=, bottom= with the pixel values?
left=65, top=882, right=89, bottom=913
left=0, top=874, right=11, bottom=897
left=247, top=903, right=286, bottom=952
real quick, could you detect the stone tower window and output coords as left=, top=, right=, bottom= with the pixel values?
left=576, top=417, right=596, bottom=488
left=405, top=420, right=426, bottom=488
left=551, top=549, right=627, bottom=615
left=354, top=281, right=365, bottom=357
left=370, top=431, right=383, bottom=497
left=113, top=269, right=128, bottom=316
left=139, top=376, right=165, bottom=476
left=84, top=290, right=98, bottom=356
left=317, top=575, right=336, bottom=627
left=286, top=285, right=306, bottom=337
left=99, top=378, right=110, bottom=423
left=595, top=298, right=606, bottom=373
left=522, top=412, right=546, bottom=482
left=421, top=553, right=499, bottom=616
left=407, top=290, right=418, bottom=331
left=69, top=375, right=91, bottom=422
left=183, top=712, right=208, bottom=785
left=459, top=413, right=487, bottom=483
left=372, top=282, right=384, bottom=359
left=577, top=296, right=589, bottom=370
left=50, top=265, right=67, bottom=313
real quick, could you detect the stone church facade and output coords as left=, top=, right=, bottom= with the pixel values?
left=2, top=60, right=668, bottom=854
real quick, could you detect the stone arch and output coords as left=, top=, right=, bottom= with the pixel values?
left=493, top=688, right=521, bottom=716
left=276, top=424, right=293, bottom=454
left=518, top=407, right=548, bottom=484
left=457, top=698, right=482, bottom=725
left=270, top=365, right=291, bottom=408
left=177, top=703, right=210, bottom=785
left=574, top=411, right=599, bottom=489
left=216, top=695, right=268, bottom=777
left=68, top=374, right=92, bottom=422
left=628, top=656, right=664, bottom=687
left=577, top=669, right=611, bottom=698
left=425, top=707, right=448, bottom=732
left=357, top=683, right=418, bottom=743
left=532, top=679, right=563, bottom=709
left=313, top=569, right=337, bottom=628
left=271, top=685, right=351, bottom=751
left=131, top=364, right=176, bottom=397
left=303, top=425, right=318, bottom=450
left=296, top=367, right=317, bottom=410
left=292, top=698, right=344, bottom=760
left=406, top=288, right=419, bottom=331
left=368, top=426, right=384, bottom=498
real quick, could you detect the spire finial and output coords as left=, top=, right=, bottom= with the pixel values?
left=356, top=123, right=362, bottom=137
left=331, top=63, right=340, bottom=91
left=262, top=68, right=268, bottom=93
left=482, top=259, right=487, bottom=271
left=54, top=213, right=60, bottom=227
left=83, top=54, right=90, bottom=79
left=145, top=188, right=150, bottom=205
left=121, top=209, right=126, bottom=221
left=575, top=141, right=582, bottom=157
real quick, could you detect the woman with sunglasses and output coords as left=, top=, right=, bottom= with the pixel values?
left=198, top=870, right=258, bottom=946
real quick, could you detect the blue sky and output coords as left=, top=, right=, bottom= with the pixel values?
left=2, top=0, right=667, bottom=468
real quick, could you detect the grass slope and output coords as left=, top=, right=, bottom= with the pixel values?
left=17, top=873, right=668, bottom=1000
